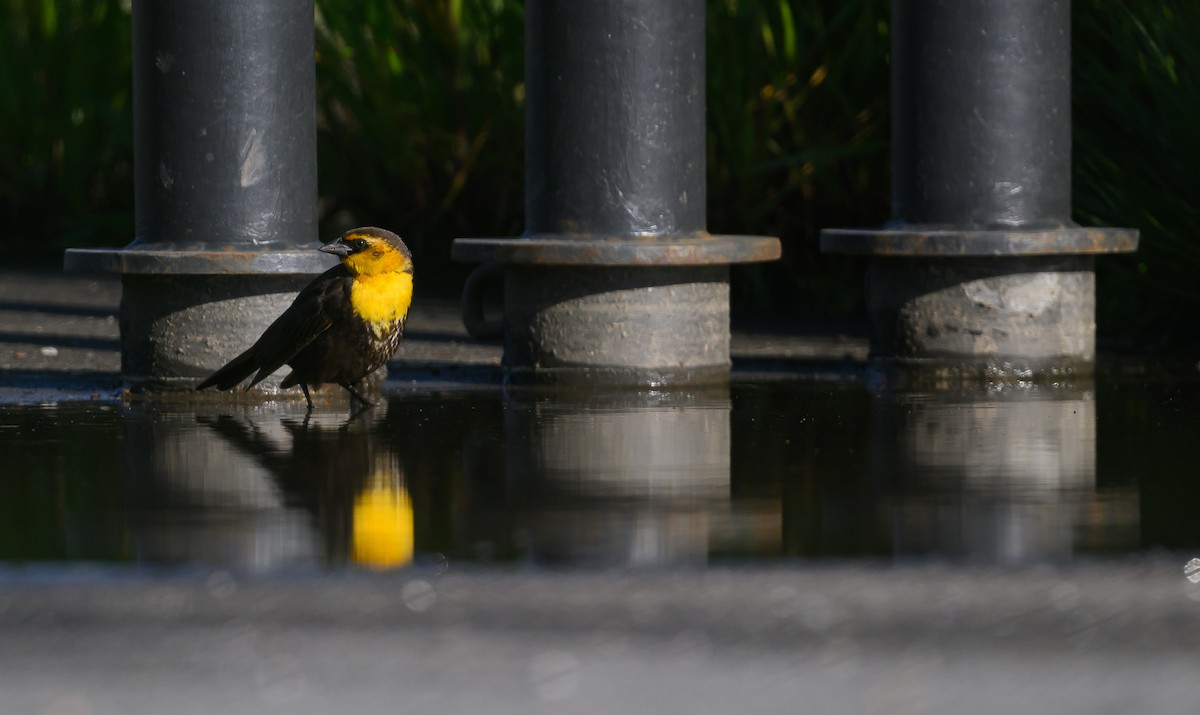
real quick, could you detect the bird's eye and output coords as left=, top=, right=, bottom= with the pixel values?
left=350, top=239, right=369, bottom=251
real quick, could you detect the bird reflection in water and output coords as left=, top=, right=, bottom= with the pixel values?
left=198, top=409, right=413, bottom=570
left=350, top=459, right=414, bottom=569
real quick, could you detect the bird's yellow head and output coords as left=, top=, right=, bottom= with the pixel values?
left=320, top=227, right=413, bottom=278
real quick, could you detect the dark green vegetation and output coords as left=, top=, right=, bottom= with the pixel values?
left=0, top=0, right=133, bottom=257
left=0, top=0, right=1193, bottom=345
left=1072, top=1, right=1200, bottom=349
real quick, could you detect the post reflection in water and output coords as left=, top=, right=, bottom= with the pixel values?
left=2, top=378, right=1160, bottom=569
left=500, top=386, right=769, bottom=566
left=122, top=404, right=413, bottom=570
left=873, top=383, right=1139, bottom=562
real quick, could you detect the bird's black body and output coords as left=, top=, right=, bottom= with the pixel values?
left=197, top=227, right=413, bottom=408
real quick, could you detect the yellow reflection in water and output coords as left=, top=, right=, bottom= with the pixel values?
left=351, top=470, right=414, bottom=569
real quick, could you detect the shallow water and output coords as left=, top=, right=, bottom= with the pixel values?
left=2, top=375, right=1197, bottom=571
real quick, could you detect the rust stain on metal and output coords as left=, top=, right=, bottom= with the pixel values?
left=451, top=233, right=781, bottom=266
left=820, top=226, right=1139, bottom=257
left=64, top=247, right=331, bottom=276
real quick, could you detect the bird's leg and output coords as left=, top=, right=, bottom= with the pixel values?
left=340, top=382, right=376, bottom=408
left=300, top=383, right=314, bottom=411
left=346, top=401, right=371, bottom=423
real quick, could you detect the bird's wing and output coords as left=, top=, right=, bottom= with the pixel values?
left=244, top=267, right=348, bottom=388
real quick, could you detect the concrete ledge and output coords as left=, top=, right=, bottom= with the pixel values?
left=1, top=562, right=1197, bottom=714
left=2, top=560, right=1197, bottom=654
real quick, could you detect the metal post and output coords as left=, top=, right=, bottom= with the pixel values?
left=821, top=0, right=1137, bottom=378
left=453, top=0, right=779, bottom=386
left=64, top=0, right=329, bottom=394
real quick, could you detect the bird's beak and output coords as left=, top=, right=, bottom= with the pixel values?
left=319, top=239, right=352, bottom=258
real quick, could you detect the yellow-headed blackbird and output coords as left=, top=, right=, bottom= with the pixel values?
left=197, top=227, right=413, bottom=409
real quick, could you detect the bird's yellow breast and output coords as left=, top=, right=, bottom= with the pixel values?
left=349, top=271, right=413, bottom=327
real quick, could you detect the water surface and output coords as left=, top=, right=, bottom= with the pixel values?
left=2, top=376, right=1197, bottom=571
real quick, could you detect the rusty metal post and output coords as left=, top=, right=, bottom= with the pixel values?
left=453, top=0, right=779, bottom=386
left=821, top=0, right=1137, bottom=379
left=64, top=0, right=329, bottom=394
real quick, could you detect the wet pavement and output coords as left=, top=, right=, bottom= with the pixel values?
left=1, top=267, right=1198, bottom=714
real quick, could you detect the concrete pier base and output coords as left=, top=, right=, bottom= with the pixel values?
left=864, top=256, right=1096, bottom=376
left=455, top=235, right=777, bottom=387
left=500, top=266, right=730, bottom=386
left=63, top=248, right=343, bottom=401
left=117, top=274, right=312, bottom=390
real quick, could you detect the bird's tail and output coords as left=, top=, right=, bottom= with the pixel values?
left=196, top=348, right=260, bottom=391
